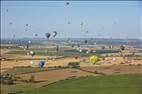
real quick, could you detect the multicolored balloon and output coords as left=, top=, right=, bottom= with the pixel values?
left=30, top=51, right=35, bottom=57
left=52, top=31, right=57, bottom=37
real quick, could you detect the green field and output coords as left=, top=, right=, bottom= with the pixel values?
left=17, top=74, right=142, bottom=94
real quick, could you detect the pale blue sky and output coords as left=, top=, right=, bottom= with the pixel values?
left=1, top=1, right=142, bottom=39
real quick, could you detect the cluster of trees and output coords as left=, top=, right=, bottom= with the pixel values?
left=0, top=74, right=14, bottom=85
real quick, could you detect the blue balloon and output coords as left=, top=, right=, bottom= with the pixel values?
left=39, top=61, right=45, bottom=68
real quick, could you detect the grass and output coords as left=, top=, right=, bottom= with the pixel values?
left=1, top=82, right=41, bottom=94
left=1, top=66, right=67, bottom=75
left=17, top=74, right=142, bottom=94
left=1, top=66, right=48, bottom=75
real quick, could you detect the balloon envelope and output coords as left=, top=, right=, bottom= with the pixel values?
left=68, top=21, right=70, bottom=24
left=80, top=22, right=83, bottom=26
left=90, top=55, right=99, bottom=64
left=28, top=40, right=31, bottom=44
left=112, top=58, right=116, bottom=61
left=30, top=51, right=35, bottom=57
left=34, top=34, right=38, bottom=36
left=66, top=2, right=70, bottom=5
left=9, top=22, right=13, bottom=25
left=6, top=9, right=8, bottom=12
left=26, top=24, right=29, bottom=26
left=56, top=45, right=59, bottom=51
left=74, top=56, right=78, bottom=60
left=52, top=31, right=57, bottom=37
left=109, top=45, right=113, bottom=49
left=84, top=40, right=88, bottom=44
left=71, top=44, right=74, bottom=48
left=77, top=44, right=80, bottom=47
left=101, top=46, right=105, bottom=50
left=30, top=61, right=34, bottom=65
left=120, top=45, right=125, bottom=50
left=45, top=33, right=51, bottom=39
left=79, top=49, right=82, bottom=52
left=39, top=61, right=45, bottom=68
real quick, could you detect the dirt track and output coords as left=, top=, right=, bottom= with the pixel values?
left=81, top=65, right=142, bottom=75
left=16, top=68, right=95, bottom=82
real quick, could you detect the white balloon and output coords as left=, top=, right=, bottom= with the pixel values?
left=86, top=51, right=89, bottom=54
left=112, top=58, right=116, bottom=61
left=79, top=49, right=82, bottom=52
left=30, top=61, right=34, bottom=65
left=28, top=40, right=31, bottom=44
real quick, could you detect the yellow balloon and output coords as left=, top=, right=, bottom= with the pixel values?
left=90, top=55, right=99, bottom=64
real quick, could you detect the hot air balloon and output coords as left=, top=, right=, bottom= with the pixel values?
left=30, top=51, right=35, bottom=57
left=46, top=57, right=49, bottom=62
left=109, top=45, right=113, bottom=49
left=68, top=21, right=70, bottom=24
left=34, top=33, right=38, bottom=37
left=9, top=22, right=13, bottom=25
left=25, top=29, right=28, bottom=32
left=71, top=44, right=74, bottom=48
left=74, top=56, right=78, bottom=60
left=13, top=34, right=15, bottom=38
left=113, top=21, right=117, bottom=24
left=45, top=33, right=51, bottom=39
left=101, top=46, right=105, bottom=50
left=39, top=61, right=45, bottom=68
left=66, top=2, right=70, bottom=5
left=80, top=22, right=83, bottom=27
left=56, top=45, right=59, bottom=51
left=89, top=55, right=99, bottom=64
left=26, top=44, right=29, bottom=49
left=6, top=9, right=8, bottom=13
left=25, top=24, right=30, bottom=32
left=52, top=31, right=57, bottom=37
left=77, top=44, right=80, bottom=47
left=25, top=24, right=29, bottom=26
left=120, top=45, right=125, bottom=51
left=28, top=40, right=31, bottom=44
left=79, top=49, right=82, bottom=52
left=30, top=61, right=34, bottom=65
left=112, top=58, right=116, bottom=62
left=86, top=51, right=89, bottom=54
left=84, top=40, right=88, bottom=44
left=86, top=31, right=89, bottom=33
left=86, top=49, right=91, bottom=54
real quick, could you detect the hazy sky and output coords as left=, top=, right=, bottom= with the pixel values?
left=1, top=1, right=142, bottom=39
